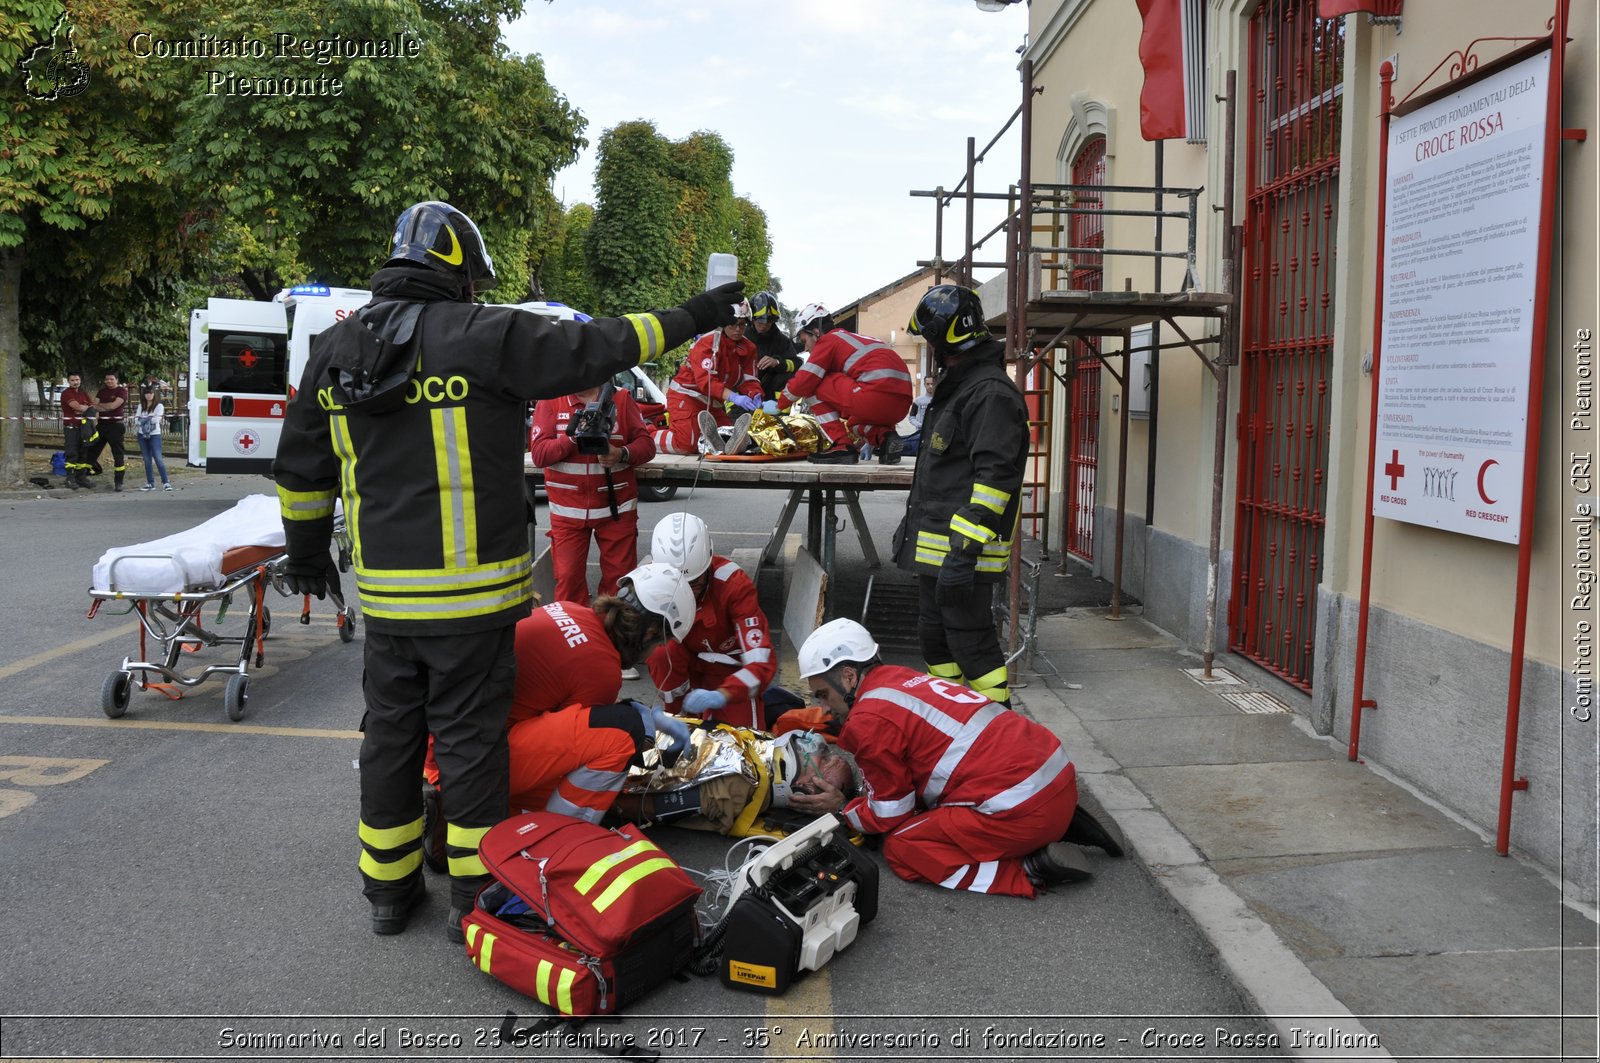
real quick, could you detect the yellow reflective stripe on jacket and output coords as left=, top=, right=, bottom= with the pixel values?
left=976, top=540, right=1011, bottom=573
left=623, top=313, right=665, bottom=360
left=277, top=484, right=336, bottom=521
left=431, top=406, right=478, bottom=569
left=971, top=483, right=1011, bottom=515
left=591, top=857, right=678, bottom=914
left=330, top=415, right=363, bottom=568
left=916, top=530, right=950, bottom=551
left=949, top=513, right=996, bottom=545
left=360, top=848, right=422, bottom=881
left=575, top=838, right=661, bottom=893
left=357, top=559, right=534, bottom=622
left=360, top=816, right=423, bottom=849
left=356, top=557, right=531, bottom=593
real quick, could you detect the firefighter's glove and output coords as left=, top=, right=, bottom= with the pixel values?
left=282, top=556, right=327, bottom=599
left=762, top=400, right=780, bottom=416
left=633, top=700, right=691, bottom=764
left=683, top=688, right=728, bottom=716
left=935, top=546, right=978, bottom=605
left=682, top=282, right=747, bottom=333
left=729, top=393, right=760, bottom=414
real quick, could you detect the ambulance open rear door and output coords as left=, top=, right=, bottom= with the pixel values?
left=202, top=298, right=289, bottom=475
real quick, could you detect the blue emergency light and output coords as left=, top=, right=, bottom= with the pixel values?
left=288, top=284, right=331, bottom=296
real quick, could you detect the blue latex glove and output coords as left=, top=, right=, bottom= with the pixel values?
left=762, top=400, right=780, bottom=416
left=632, top=700, right=691, bottom=757
left=682, top=688, right=728, bottom=716
left=729, top=393, right=760, bottom=413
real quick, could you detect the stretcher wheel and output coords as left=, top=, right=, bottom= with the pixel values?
left=101, top=671, right=131, bottom=719
left=338, top=610, right=356, bottom=644
left=224, top=673, right=249, bottom=722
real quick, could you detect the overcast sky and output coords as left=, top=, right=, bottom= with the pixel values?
left=502, top=0, right=1030, bottom=314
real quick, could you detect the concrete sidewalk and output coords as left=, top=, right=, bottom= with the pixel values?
left=1016, top=606, right=1597, bottom=1062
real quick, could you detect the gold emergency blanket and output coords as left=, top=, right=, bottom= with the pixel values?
left=746, top=410, right=826, bottom=455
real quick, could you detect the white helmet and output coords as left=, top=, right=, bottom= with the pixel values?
left=618, top=562, right=697, bottom=642
left=651, top=512, right=713, bottom=580
left=798, top=618, right=880, bottom=678
left=794, top=302, right=830, bottom=335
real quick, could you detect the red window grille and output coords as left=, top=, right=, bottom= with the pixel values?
left=1066, top=136, right=1106, bottom=561
left=1230, top=0, right=1343, bottom=689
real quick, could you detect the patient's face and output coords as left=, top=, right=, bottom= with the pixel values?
left=793, top=754, right=852, bottom=795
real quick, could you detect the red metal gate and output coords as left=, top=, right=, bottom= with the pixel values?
left=1229, top=0, right=1343, bottom=689
left=1065, top=137, right=1106, bottom=561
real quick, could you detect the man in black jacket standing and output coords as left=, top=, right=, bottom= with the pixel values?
left=273, top=200, right=742, bottom=941
left=896, top=285, right=1027, bottom=707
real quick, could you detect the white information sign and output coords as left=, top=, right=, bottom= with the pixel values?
left=1374, top=48, right=1551, bottom=543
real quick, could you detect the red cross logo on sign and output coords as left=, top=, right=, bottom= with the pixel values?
left=233, top=429, right=259, bottom=454
left=1384, top=449, right=1406, bottom=491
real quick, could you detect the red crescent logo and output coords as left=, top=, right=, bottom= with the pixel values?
left=1477, top=459, right=1499, bottom=505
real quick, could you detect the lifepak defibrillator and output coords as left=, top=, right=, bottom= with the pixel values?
left=719, top=813, right=878, bottom=994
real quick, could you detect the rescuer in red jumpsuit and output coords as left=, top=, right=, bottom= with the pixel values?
left=530, top=382, right=656, bottom=608
left=776, top=303, right=914, bottom=465
left=645, top=512, right=786, bottom=730
left=421, top=563, right=697, bottom=865
left=788, top=619, right=1128, bottom=898
left=654, top=303, right=762, bottom=455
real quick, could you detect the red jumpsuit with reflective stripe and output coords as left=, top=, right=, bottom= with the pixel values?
left=777, top=329, right=914, bottom=448
left=530, top=391, right=655, bottom=605
left=655, top=330, right=760, bottom=454
left=506, top=705, right=636, bottom=822
left=645, top=556, right=774, bottom=729
left=423, top=602, right=622, bottom=784
left=838, top=665, right=1077, bottom=898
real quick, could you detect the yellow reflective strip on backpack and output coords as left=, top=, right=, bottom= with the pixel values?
left=556, top=968, right=576, bottom=1015
left=574, top=838, right=660, bottom=894
left=466, top=923, right=481, bottom=947
left=476, top=930, right=495, bottom=973
left=590, top=857, right=678, bottom=914
left=535, top=959, right=553, bottom=1006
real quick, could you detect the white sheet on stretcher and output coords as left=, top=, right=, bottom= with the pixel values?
left=92, top=493, right=287, bottom=595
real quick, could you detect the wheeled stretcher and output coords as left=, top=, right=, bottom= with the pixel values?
left=86, top=494, right=357, bottom=721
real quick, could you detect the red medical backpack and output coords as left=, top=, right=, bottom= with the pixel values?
left=462, top=812, right=701, bottom=1018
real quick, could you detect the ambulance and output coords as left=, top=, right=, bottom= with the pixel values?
left=187, top=285, right=370, bottom=472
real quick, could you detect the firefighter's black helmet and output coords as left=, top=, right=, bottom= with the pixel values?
left=751, top=291, right=780, bottom=321
left=386, top=200, right=498, bottom=294
left=907, top=284, right=989, bottom=355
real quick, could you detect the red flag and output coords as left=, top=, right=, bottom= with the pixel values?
left=1136, top=0, right=1186, bottom=141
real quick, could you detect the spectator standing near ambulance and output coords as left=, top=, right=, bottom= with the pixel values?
left=529, top=381, right=656, bottom=616
left=896, top=285, right=1027, bottom=707
left=774, top=303, right=913, bottom=465
left=653, top=301, right=762, bottom=455
left=133, top=384, right=172, bottom=491
left=272, top=199, right=743, bottom=942
left=58, top=372, right=95, bottom=489
left=86, top=370, right=129, bottom=491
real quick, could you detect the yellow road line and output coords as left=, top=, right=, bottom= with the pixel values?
left=0, top=627, right=128, bottom=680
left=0, top=715, right=360, bottom=739
left=765, top=966, right=834, bottom=1059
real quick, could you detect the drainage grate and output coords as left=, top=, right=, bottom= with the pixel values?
left=1220, top=690, right=1292, bottom=715
left=1183, top=666, right=1243, bottom=686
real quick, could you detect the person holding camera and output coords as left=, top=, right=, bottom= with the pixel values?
left=530, top=380, right=656, bottom=615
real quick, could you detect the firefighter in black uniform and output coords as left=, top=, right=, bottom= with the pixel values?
left=748, top=291, right=800, bottom=401
left=896, top=284, right=1027, bottom=706
left=273, top=200, right=743, bottom=941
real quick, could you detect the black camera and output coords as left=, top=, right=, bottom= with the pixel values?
left=566, top=381, right=617, bottom=456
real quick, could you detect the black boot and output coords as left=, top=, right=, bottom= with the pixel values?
left=370, top=876, right=427, bottom=935
left=1022, top=841, right=1094, bottom=887
left=1064, top=796, right=1126, bottom=858
left=878, top=433, right=904, bottom=465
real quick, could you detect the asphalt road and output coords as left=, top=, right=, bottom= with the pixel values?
left=0, top=469, right=1274, bottom=1062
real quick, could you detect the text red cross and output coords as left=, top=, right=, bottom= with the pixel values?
left=1384, top=449, right=1406, bottom=491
